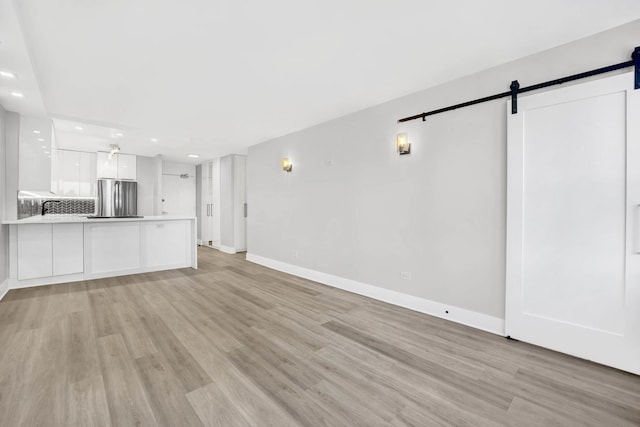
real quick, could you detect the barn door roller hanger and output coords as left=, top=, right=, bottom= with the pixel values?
left=398, top=46, right=640, bottom=122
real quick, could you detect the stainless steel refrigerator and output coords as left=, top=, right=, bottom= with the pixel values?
left=93, top=179, right=140, bottom=218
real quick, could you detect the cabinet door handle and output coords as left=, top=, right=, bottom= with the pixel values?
left=635, top=204, right=640, bottom=254
left=244, top=203, right=247, bottom=218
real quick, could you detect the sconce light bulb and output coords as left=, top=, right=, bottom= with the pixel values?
left=397, top=133, right=411, bottom=155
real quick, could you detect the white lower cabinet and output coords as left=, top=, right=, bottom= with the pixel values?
left=9, top=218, right=196, bottom=286
left=17, top=223, right=84, bottom=280
left=86, top=223, right=141, bottom=274
left=52, top=223, right=84, bottom=275
left=141, top=221, right=189, bottom=268
left=17, top=224, right=53, bottom=280
left=84, top=220, right=192, bottom=277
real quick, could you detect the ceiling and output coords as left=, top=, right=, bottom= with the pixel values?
left=3, top=1, right=640, bottom=163
left=0, top=0, right=45, bottom=118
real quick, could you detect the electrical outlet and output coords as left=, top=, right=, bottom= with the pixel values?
left=294, top=250, right=299, bottom=258
left=400, top=271, right=412, bottom=280
left=325, top=159, right=335, bottom=167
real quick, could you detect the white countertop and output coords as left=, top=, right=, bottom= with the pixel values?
left=2, top=215, right=196, bottom=225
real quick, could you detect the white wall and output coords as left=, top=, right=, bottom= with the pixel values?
left=0, top=104, right=8, bottom=294
left=247, top=20, right=640, bottom=322
left=153, top=155, right=163, bottom=215
left=136, top=155, right=162, bottom=216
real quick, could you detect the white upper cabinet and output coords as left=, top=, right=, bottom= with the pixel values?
left=58, top=149, right=80, bottom=196
left=97, top=152, right=136, bottom=180
left=79, top=152, right=97, bottom=196
left=96, top=152, right=118, bottom=179
left=51, top=149, right=97, bottom=197
left=50, top=148, right=60, bottom=195
left=19, top=116, right=52, bottom=191
left=117, top=153, right=137, bottom=180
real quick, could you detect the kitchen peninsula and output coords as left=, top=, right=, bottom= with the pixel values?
left=2, top=215, right=197, bottom=290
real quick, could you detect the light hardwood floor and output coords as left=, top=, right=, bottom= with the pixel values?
left=0, top=247, right=638, bottom=426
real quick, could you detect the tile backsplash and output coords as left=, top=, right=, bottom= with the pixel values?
left=18, top=195, right=96, bottom=219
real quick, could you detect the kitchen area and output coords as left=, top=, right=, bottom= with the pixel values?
left=1, top=115, right=200, bottom=294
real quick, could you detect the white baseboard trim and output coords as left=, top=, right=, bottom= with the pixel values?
left=220, top=245, right=237, bottom=254
left=8, top=273, right=85, bottom=290
left=0, top=279, right=9, bottom=302
left=246, top=253, right=505, bottom=336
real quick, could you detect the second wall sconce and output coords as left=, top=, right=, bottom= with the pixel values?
left=397, top=133, right=411, bottom=155
left=282, top=158, right=293, bottom=172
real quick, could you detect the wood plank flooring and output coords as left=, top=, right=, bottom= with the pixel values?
left=0, top=247, right=638, bottom=426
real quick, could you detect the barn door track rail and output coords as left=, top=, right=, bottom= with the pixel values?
left=398, top=46, right=640, bottom=122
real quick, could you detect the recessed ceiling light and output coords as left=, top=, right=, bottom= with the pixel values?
left=10, top=92, right=24, bottom=98
left=74, top=126, right=83, bottom=131
left=44, top=151, right=50, bottom=154
left=0, top=70, right=16, bottom=79
left=41, top=145, right=47, bottom=148
left=188, top=154, right=200, bottom=158
left=150, top=138, right=158, bottom=143
left=37, top=138, right=44, bottom=142
left=114, top=132, right=123, bottom=137
left=33, top=130, right=41, bottom=134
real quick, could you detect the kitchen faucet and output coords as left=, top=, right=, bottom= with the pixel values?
left=41, top=200, right=61, bottom=216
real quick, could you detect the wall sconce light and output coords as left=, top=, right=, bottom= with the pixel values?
left=397, top=133, right=411, bottom=155
left=282, top=158, right=293, bottom=172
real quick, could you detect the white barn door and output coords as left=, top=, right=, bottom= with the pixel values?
left=505, top=71, right=640, bottom=374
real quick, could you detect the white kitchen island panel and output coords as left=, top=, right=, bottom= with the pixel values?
left=4, top=216, right=197, bottom=290
left=85, top=222, right=141, bottom=275
left=18, top=224, right=53, bottom=280
left=53, top=223, right=84, bottom=276
left=141, top=220, right=190, bottom=268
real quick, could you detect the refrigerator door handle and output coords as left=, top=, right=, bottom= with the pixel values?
left=635, top=204, right=640, bottom=254
left=114, top=181, right=120, bottom=216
